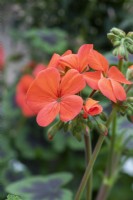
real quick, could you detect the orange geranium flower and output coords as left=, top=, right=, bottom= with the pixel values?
left=16, top=64, right=45, bottom=116
left=26, top=68, right=85, bottom=127
left=88, top=49, right=109, bottom=73
left=16, top=75, right=35, bottom=117
left=88, top=50, right=132, bottom=102
left=83, top=98, right=103, bottom=118
left=59, top=44, right=101, bottom=90
left=47, top=50, right=72, bottom=73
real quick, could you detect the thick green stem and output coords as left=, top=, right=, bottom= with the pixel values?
left=108, top=111, right=117, bottom=176
left=75, top=134, right=105, bottom=200
left=84, top=128, right=92, bottom=200
left=118, top=58, right=123, bottom=71
left=96, top=109, right=117, bottom=200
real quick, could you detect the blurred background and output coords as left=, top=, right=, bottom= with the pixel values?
left=0, top=0, right=133, bottom=200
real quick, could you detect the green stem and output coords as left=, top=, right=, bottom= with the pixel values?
left=75, top=134, right=105, bottom=200
left=118, top=58, right=123, bottom=71
left=84, top=127, right=92, bottom=200
left=89, top=90, right=96, bottom=98
left=106, top=106, right=117, bottom=128
left=96, top=109, right=117, bottom=200
left=108, top=111, right=117, bottom=176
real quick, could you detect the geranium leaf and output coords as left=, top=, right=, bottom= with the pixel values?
left=6, top=173, right=73, bottom=200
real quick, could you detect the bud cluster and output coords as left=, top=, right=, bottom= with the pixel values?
left=107, top=28, right=133, bottom=60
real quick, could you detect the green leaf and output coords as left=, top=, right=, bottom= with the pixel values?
left=6, top=173, right=73, bottom=200
left=6, top=194, right=22, bottom=200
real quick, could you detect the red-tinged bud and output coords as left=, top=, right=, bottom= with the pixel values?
left=47, top=121, right=64, bottom=140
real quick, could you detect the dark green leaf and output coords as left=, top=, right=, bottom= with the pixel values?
left=6, top=173, right=73, bottom=200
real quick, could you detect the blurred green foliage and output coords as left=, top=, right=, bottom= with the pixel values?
left=0, top=0, right=133, bottom=199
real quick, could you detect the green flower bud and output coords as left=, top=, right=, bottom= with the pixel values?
left=126, top=97, right=133, bottom=103
left=124, top=37, right=133, bottom=45
left=126, top=67, right=133, bottom=80
left=99, top=112, right=108, bottom=121
left=110, top=27, right=126, bottom=38
left=112, top=40, right=121, bottom=46
left=126, top=45, right=133, bottom=54
left=113, top=47, right=119, bottom=56
left=97, top=123, right=108, bottom=136
left=127, top=32, right=133, bottom=40
left=107, top=33, right=120, bottom=41
left=118, top=45, right=128, bottom=60
left=47, top=121, right=64, bottom=140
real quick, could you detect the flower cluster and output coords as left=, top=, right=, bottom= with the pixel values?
left=24, top=44, right=131, bottom=127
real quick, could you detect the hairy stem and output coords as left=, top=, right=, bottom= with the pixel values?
left=84, top=127, right=92, bottom=200
left=75, top=134, right=105, bottom=200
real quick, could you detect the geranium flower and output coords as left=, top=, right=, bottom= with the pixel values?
left=87, top=50, right=132, bottom=102
left=26, top=68, right=85, bottom=127
left=16, top=75, right=35, bottom=117
left=83, top=98, right=103, bottom=118
left=88, top=49, right=109, bottom=73
left=16, top=64, right=45, bottom=117
left=47, top=50, right=72, bottom=73
left=59, top=44, right=101, bottom=90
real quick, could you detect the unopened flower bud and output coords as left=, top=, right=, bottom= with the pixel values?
left=124, top=37, right=133, bottom=45
left=110, top=27, right=126, bottom=38
left=126, top=45, right=133, bottom=54
left=113, top=47, right=119, bottom=56
left=48, top=121, right=64, bottom=140
left=97, top=123, right=108, bottom=136
left=126, top=97, right=133, bottom=103
left=118, top=45, right=128, bottom=60
left=99, top=112, right=108, bottom=121
left=126, top=65, right=133, bottom=79
left=127, top=32, right=133, bottom=40
left=107, top=33, right=121, bottom=46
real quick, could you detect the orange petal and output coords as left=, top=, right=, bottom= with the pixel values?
left=83, top=71, right=101, bottom=90
left=85, top=98, right=99, bottom=110
left=37, top=102, right=60, bottom=127
left=47, top=53, right=60, bottom=68
left=26, top=68, right=60, bottom=113
left=59, top=54, right=79, bottom=70
left=33, top=63, right=46, bottom=77
left=60, top=69, right=86, bottom=96
left=62, top=50, right=72, bottom=56
left=88, top=50, right=109, bottom=72
left=110, top=79, right=126, bottom=101
left=98, top=78, right=117, bottom=102
left=60, top=95, right=83, bottom=121
left=78, top=44, right=93, bottom=72
left=84, top=98, right=103, bottom=116
left=108, top=66, right=131, bottom=84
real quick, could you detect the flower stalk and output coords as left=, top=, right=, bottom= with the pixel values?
left=75, top=133, right=105, bottom=200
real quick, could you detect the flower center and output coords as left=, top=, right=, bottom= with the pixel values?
left=57, top=98, right=61, bottom=102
